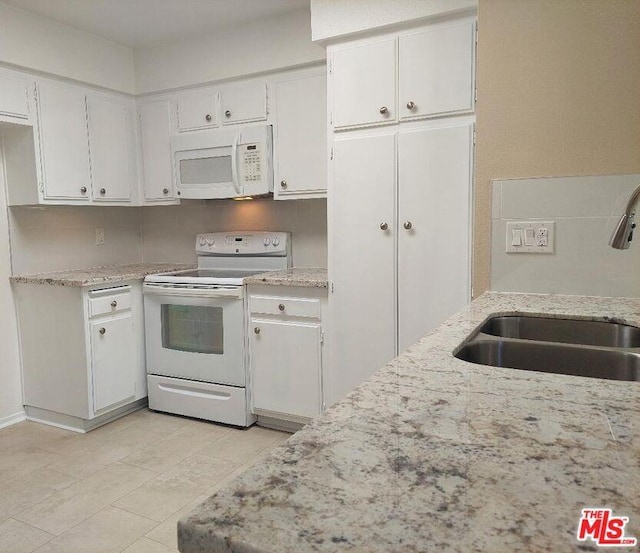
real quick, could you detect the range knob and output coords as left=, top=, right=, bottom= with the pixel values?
left=199, top=237, right=207, bottom=246
left=272, top=236, right=280, bottom=247
left=263, top=236, right=271, bottom=246
left=206, top=237, right=215, bottom=246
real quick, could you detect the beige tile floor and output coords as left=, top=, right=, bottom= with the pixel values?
left=0, top=409, right=291, bottom=553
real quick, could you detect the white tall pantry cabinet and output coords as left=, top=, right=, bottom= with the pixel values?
left=327, top=16, right=476, bottom=405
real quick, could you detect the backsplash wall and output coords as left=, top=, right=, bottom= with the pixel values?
left=9, top=206, right=143, bottom=275
left=141, top=198, right=327, bottom=268
left=8, top=199, right=328, bottom=275
left=491, top=174, right=640, bottom=297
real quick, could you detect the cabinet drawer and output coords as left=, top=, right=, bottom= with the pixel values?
left=250, top=295, right=321, bottom=319
left=88, top=288, right=132, bottom=317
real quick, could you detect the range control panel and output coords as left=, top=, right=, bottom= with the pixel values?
left=195, top=232, right=289, bottom=256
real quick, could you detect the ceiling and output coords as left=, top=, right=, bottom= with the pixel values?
left=3, top=0, right=310, bottom=48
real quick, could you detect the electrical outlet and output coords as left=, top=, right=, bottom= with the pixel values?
left=506, top=221, right=555, bottom=253
left=95, top=228, right=105, bottom=246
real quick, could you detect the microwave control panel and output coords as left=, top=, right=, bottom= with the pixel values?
left=240, top=143, right=262, bottom=183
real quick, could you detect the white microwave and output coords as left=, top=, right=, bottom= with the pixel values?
left=171, top=125, right=273, bottom=199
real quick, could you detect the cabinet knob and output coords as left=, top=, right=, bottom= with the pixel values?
left=278, top=303, right=285, bottom=312
left=403, top=221, right=413, bottom=230
left=380, top=222, right=388, bottom=231
left=379, top=106, right=388, bottom=115
left=80, top=186, right=87, bottom=194
left=110, top=300, right=117, bottom=308
left=99, top=327, right=106, bottom=335
left=205, top=114, right=212, bottom=122
left=163, top=188, right=169, bottom=195
left=225, top=110, right=231, bottom=118
left=100, top=188, right=106, bottom=195
left=254, top=327, right=261, bottom=334
left=406, top=101, right=416, bottom=110
left=280, top=180, right=287, bottom=189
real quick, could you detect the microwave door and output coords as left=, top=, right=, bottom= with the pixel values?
left=176, top=147, right=236, bottom=199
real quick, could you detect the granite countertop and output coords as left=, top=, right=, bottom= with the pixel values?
left=179, top=292, right=640, bottom=553
left=10, top=262, right=196, bottom=287
left=244, top=267, right=328, bottom=288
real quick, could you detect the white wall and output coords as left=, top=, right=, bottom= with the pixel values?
left=310, top=0, right=477, bottom=41
left=142, top=199, right=327, bottom=268
left=9, top=207, right=142, bottom=275
left=0, top=2, right=135, bottom=93
left=134, top=8, right=326, bottom=94
left=491, top=175, right=640, bottom=297
left=0, top=150, right=25, bottom=427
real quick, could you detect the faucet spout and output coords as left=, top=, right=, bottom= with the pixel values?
left=609, top=184, right=640, bottom=250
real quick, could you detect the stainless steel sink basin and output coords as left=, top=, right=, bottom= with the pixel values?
left=456, top=340, right=640, bottom=382
left=455, top=314, right=640, bottom=382
left=479, top=315, right=640, bottom=348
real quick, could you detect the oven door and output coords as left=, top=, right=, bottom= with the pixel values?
left=143, top=284, right=245, bottom=386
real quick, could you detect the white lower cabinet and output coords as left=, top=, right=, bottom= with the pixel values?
left=248, top=286, right=327, bottom=425
left=14, top=281, right=147, bottom=432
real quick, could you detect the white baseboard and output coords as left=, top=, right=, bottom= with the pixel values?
left=0, top=410, right=26, bottom=430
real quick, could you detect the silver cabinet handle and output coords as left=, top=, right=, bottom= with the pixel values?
left=380, top=222, right=388, bottom=231
left=254, top=327, right=261, bottom=334
left=80, top=186, right=87, bottom=194
left=403, top=221, right=413, bottom=230
left=280, top=180, right=287, bottom=189
left=100, top=188, right=106, bottom=195
left=278, top=304, right=285, bottom=312
left=110, top=300, right=117, bottom=308
left=379, top=106, right=388, bottom=115
left=163, top=188, right=169, bottom=195
left=205, top=114, right=212, bottom=122
left=406, top=101, right=416, bottom=110
left=225, top=110, right=231, bottom=118
left=99, top=327, right=106, bottom=335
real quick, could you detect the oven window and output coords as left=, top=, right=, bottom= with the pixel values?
left=180, top=156, right=232, bottom=185
left=161, top=305, right=223, bottom=354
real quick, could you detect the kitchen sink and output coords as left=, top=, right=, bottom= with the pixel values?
left=456, top=340, right=640, bottom=381
left=455, top=314, right=640, bottom=382
left=479, top=315, right=640, bottom=348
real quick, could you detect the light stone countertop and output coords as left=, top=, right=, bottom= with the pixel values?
left=179, top=292, right=640, bottom=553
left=10, top=262, right=196, bottom=287
left=244, top=267, right=328, bottom=288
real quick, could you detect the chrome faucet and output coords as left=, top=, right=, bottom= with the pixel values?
left=609, top=184, right=640, bottom=250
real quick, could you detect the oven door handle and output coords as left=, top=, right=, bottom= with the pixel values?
left=143, top=283, right=244, bottom=299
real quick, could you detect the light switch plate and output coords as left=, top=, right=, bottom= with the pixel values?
left=506, top=221, right=555, bottom=253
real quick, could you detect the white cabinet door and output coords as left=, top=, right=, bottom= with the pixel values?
left=220, top=82, right=267, bottom=125
left=274, top=74, right=327, bottom=198
left=0, top=72, right=30, bottom=120
left=88, top=96, right=134, bottom=202
left=139, top=100, right=175, bottom=201
left=399, top=20, right=475, bottom=120
left=329, top=133, right=396, bottom=404
left=251, top=319, right=322, bottom=419
left=90, top=313, right=136, bottom=413
left=36, top=81, right=91, bottom=201
left=398, top=123, right=473, bottom=351
left=176, top=88, right=217, bottom=131
left=332, top=38, right=396, bottom=129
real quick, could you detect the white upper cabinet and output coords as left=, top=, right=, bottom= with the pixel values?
left=36, top=81, right=92, bottom=201
left=176, top=88, right=218, bottom=131
left=220, top=82, right=267, bottom=125
left=332, top=38, right=396, bottom=129
left=399, top=20, right=476, bottom=120
left=0, top=70, right=31, bottom=122
left=139, top=99, right=176, bottom=202
left=274, top=73, right=327, bottom=199
left=88, top=95, right=135, bottom=202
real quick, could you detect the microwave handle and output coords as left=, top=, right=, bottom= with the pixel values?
left=231, top=132, right=242, bottom=196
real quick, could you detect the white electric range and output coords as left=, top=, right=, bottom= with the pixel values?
left=143, top=231, right=291, bottom=426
